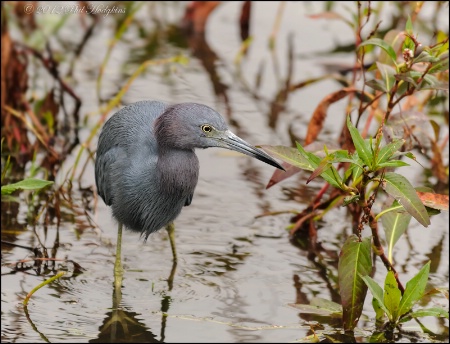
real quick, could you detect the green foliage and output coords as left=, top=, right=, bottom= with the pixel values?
left=383, top=271, right=402, bottom=321
left=338, top=235, right=372, bottom=331
left=346, top=116, right=374, bottom=169
left=260, top=96, right=447, bottom=330
left=376, top=139, right=405, bottom=165
left=261, top=116, right=434, bottom=216
left=296, top=142, right=344, bottom=189
left=382, top=172, right=430, bottom=227
left=380, top=201, right=412, bottom=262
left=398, top=262, right=431, bottom=317
left=1, top=178, right=54, bottom=195
left=290, top=297, right=342, bottom=318
left=258, top=145, right=316, bottom=171
left=403, top=308, right=450, bottom=321
left=362, top=262, right=449, bottom=329
left=359, top=38, right=398, bottom=66
left=361, top=274, right=390, bottom=317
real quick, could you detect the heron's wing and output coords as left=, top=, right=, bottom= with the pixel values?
left=95, top=146, right=126, bottom=206
left=95, top=101, right=169, bottom=205
left=184, top=193, right=193, bottom=206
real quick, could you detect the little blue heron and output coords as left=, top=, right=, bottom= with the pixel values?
left=95, top=101, right=283, bottom=288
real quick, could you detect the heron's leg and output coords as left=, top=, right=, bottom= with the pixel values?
left=114, top=222, right=124, bottom=290
left=165, top=222, right=177, bottom=263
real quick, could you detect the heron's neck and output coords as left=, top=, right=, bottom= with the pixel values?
left=156, top=147, right=199, bottom=192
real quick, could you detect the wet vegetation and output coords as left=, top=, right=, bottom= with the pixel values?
left=1, top=1, right=449, bottom=343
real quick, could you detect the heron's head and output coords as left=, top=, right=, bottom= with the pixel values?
left=155, top=103, right=284, bottom=170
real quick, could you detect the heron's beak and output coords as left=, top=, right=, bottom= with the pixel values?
left=218, top=130, right=285, bottom=171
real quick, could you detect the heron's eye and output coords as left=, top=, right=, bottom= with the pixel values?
left=201, top=125, right=212, bottom=133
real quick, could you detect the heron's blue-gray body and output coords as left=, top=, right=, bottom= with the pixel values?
left=95, top=100, right=283, bottom=240
left=96, top=101, right=200, bottom=238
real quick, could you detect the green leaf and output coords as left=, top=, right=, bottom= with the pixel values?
left=350, top=153, right=365, bottom=169
left=343, top=194, right=360, bottom=206
left=350, top=154, right=364, bottom=184
left=338, top=235, right=372, bottom=330
left=403, top=152, right=424, bottom=167
left=296, top=143, right=343, bottom=189
left=329, top=150, right=352, bottom=163
left=382, top=172, right=430, bottom=227
left=1, top=178, right=54, bottom=195
left=376, top=62, right=397, bottom=91
left=372, top=298, right=386, bottom=323
left=396, top=79, right=411, bottom=96
left=404, top=307, right=449, bottom=320
left=384, top=271, right=402, bottom=322
left=395, top=72, right=418, bottom=86
left=307, top=156, right=334, bottom=184
left=379, top=30, right=404, bottom=65
left=306, top=150, right=347, bottom=186
left=413, top=51, right=440, bottom=64
left=260, top=144, right=343, bottom=189
left=420, top=73, right=440, bottom=86
left=403, top=17, right=415, bottom=51
left=403, top=36, right=415, bottom=51
left=0, top=194, right=20, bottom=203
left=398, top=71, right=443, bottom=90
left=366, top=79, right=387, bottom=92
left=435, top=32, right=449, bottom=55
left=289, top=297, right=342, bottom=318
left=405, top=15, right=413, bottom=34
left=377, top=139, right=405, bottom=164
left=310, top=297, right=342, bottom=313
left=361, top=275, right=390, bottom=318
left=398, top=261, right=431, bottom=317
left=421, top=81, right=449, bottom=91
left=352, top=165, right=363, bottom=184
left=259, top=145, right=315, bottom=171
left=347, top=116, right=373, bottom=169
left=344, top=166, right=353, bottom=182
left=429, top=51, right=449, bottom=74
left=381, top=202, right=412, bottom=262
left=359, top=38, right=397, bottom=65
left=376, top=160, right=410, bottom=169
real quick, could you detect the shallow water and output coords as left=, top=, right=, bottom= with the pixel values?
left=1, top=2, right=449, bottom=343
